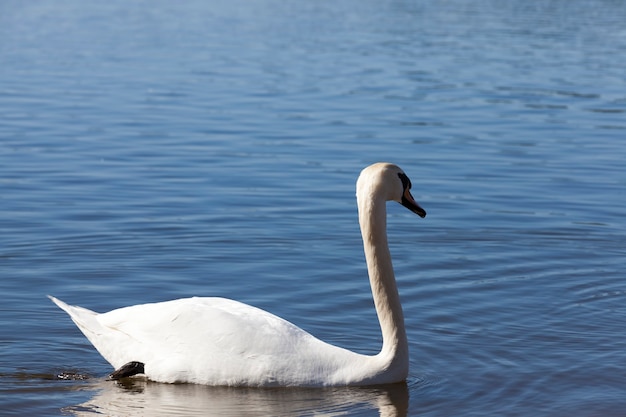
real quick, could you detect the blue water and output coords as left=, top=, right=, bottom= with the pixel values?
left=1, top=0, right=625, bottom=415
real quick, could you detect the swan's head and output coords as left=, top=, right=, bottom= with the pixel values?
left=357, top=163, right=426, bottom=218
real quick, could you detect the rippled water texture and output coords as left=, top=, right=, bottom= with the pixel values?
left=1, top=0, right=625, bottom=415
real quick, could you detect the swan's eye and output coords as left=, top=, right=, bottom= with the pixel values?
left=398, top=173, right=412, bottom=190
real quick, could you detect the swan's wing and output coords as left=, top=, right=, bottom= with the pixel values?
left=52, top=296, right=361, bottom=385
left=95, top=297, right=329, bottom=384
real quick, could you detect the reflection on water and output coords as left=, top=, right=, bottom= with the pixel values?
left=66, top=378, right=409, bottom=417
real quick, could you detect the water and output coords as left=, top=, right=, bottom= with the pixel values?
left=1, top=0, right=625, bottom=415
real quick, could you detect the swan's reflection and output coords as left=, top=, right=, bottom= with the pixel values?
left=66, top=378, right=408, bottom=417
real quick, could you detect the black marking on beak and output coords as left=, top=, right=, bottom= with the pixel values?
left=398, top=173, right=426, bottom=218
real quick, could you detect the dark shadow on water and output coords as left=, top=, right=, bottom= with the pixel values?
left=63, top=378, right=409, bottom=417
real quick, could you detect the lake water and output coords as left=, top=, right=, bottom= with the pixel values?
left=1, top=0, right=625, bottom=415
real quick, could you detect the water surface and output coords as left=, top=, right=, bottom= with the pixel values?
left=1, top=0, right=625, bottom=415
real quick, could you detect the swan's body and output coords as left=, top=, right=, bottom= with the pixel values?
left=50, top=162, right=426, bottom=386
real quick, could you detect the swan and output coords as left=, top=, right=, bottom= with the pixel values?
left=49, top=162, right=426, bottom=387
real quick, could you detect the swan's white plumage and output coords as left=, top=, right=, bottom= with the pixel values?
left=50, top=296, right=376, bottom=385
left=49, top=162, right=425, bottom=387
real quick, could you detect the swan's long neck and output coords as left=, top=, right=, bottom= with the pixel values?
left=358, top=194, right=409, bottom=375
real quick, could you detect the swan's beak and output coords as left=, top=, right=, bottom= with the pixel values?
left=401, top=188, right=426, bottom=218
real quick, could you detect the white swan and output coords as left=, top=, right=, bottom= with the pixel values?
left=49, top=162, right=426, bottom=387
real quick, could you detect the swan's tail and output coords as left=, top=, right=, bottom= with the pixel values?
left=48, top=295, right=103, bottom=340
left=48, top=296, right=132, bottom=370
